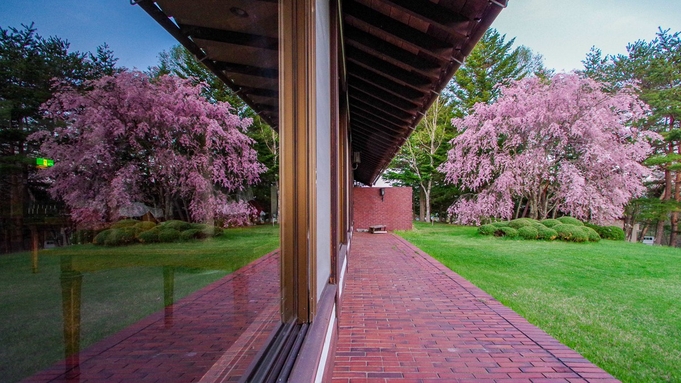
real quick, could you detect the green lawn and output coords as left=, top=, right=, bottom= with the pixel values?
left=397, top=222, right=681, bottom=383
left=0, top=224, right=279, bottom=383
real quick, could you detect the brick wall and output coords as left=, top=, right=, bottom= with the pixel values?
left=353, top=187, right=413, bottom=231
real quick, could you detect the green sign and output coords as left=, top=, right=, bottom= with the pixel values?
left=36, top=158, right=54, bottom=167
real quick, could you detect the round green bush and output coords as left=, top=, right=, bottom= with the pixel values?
left=137, top=228, right=160, bottom=243
left=160, top=220, right=192, bottom=231
left=478, top=224, right=497, bottom=236
left=540, top=219, right=561, bottom=228
left=134, top=221, right=157, bottom=233
left=158, top=228, right=181, bottom=243
left=553, top=224, right=588, bottom=242
left=93, top=229, right=113, bottom=246
left=583, top=226, right=601, bottom=242
left=104, top=227, right=138, bottom=246
left=557, top=216, right=584, bottom=226
left=585, top=223, right=625, bottom=241
left=517, top=225, right=539, bottom=240
left=111, top=219, right=139, bottom=229
left=536, top=225, right=558, bottom=240
left=491, top=221, right=510, bottom=227
left=508, top=218, right=539, bottom=229
left=495, top=226, right=518, bottom=238
left=180, top=229, right=201, bottom=241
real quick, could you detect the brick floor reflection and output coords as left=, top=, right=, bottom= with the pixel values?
left=23, top=251, right=280, bottom=383
left=332, top=233, right=619, bottom=383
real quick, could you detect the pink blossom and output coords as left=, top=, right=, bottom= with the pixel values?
left=31, top=71, right=265, bottom=225
left=439, top=73, right=660, bottom=225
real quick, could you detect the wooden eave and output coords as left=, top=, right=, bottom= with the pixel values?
left=136, top=0, right=506, bottom=185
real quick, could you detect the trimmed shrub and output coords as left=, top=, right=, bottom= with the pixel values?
left=554, top=224, right=588, bottom=242
left=491, top=221, right=510, bottom=228
left=495, top=226, right=518, bottom=238
left=583, top=226, right=601, bottom=242
left=93, top=229, right=113, bottom=245
left=104, top=227, right=138, bottom=246
left=536, top=225, right=558, bottom=240
left=111, top=219, right=139, bottom=229
left=508, top=218, right=539, bottom=229
left=158, top=228, right=181, bottom=243
left=137, top=228, right=160, bottom=243
left=478, top=224, right=497, bottom=236
left=180, top=229, right=201, bottom=241
left=134, top=221, right=156, bottom=233
left=160, top=220, right=192, bottom=231
left=517, top=225, right=539, bottom=240
left=540, top=219, right=561, bottom=228
left=585, top=223, right=625, bottom=241
left=557, top=216, right=584, bottom=226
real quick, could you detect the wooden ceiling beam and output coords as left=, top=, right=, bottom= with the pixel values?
left=349, top=93, right=415, bottom=122
left=383, top=0, right=470, bottom=37
left=344, top=25, right=442, bottom=74
left=180, top=24, right=278, bottom=50
left=344, top=0, right=451, bottom=57
left=347, top=63, right=427, bottom=100
left=348, top=78, right=420, bottom=112
left=345, top=45, right=435, bottom=84
left=212, top=61, right=278, bottom=79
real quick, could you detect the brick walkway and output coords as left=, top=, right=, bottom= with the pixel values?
left=23, top=251, right=280, bottom=383
left=332, top=233, right=619, bottom=383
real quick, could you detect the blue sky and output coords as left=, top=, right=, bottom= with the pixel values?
left=1, top=1, right=680, bottom=72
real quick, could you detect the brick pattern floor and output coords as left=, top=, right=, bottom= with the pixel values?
left=332, top=233, right=620, bottom=383
left=23, top=251, right=280, bottom=383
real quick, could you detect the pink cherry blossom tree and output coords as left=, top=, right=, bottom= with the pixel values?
left=31, top=71, right=265, bottom=225
left=439, top=73, right=660, bottom=225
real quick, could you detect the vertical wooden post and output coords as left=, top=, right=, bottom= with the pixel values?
left=31, top=225, right=39, bottom=274
left=60, top=255, right=82, bottom=377
left=163, top=266, right=175, bottom=328
left=279, top=0, right=317, bottom=323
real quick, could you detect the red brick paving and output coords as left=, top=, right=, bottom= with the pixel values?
left=22, top=251, right=280, bottom=383
left=332, top=233, right=620, bottom=383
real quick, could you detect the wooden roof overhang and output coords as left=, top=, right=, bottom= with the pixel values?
left=136, top=0, right=506, bottom=185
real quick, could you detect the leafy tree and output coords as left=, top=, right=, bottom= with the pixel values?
left=31, top=71, right=265, bottom=226
left=439, top=74, right=658, bottom=225
left=446, top=28, right=539, bottom=117
left=154, top=45, right=279, bottom=221
left=384, top=96, right=452, bottom=222
left=385, top=30, right=544, bottom=221
left=583, top=28, right=681, bottom=245
left=0, top=23, right=116, bottom=251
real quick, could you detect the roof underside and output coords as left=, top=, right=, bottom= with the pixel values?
left=137, top=0, right=505, bottom=185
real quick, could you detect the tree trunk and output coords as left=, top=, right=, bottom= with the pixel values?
left=424, top=180, right=432, bottom=222
left=671, top=170, right=680, bottom=247
left=419, top=188, right=427, bottom=222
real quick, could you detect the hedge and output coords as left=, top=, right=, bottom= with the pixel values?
left=585, top=223, right=625, bottom=241
left=554, top=224, right=588, bottom=242
left=536, top=225, right=558, bottom=240
left=158, top=228, right=181, bottom=243
left=557, top=216, right=584, bottom=226
left=478, top=224, right=497, bottom=236
left=137, top=228, right=160, bottom=243
left=540, top=219, right=561, bottom=228
left=508, top=218, right=539, bottom=229
left=160, top=220, right=193, bottom=231
left=495, top=226, right=518, bottom=238
left=110, top=219, right=139, bottom=229
left=517, top=225, right=539, bottom=240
